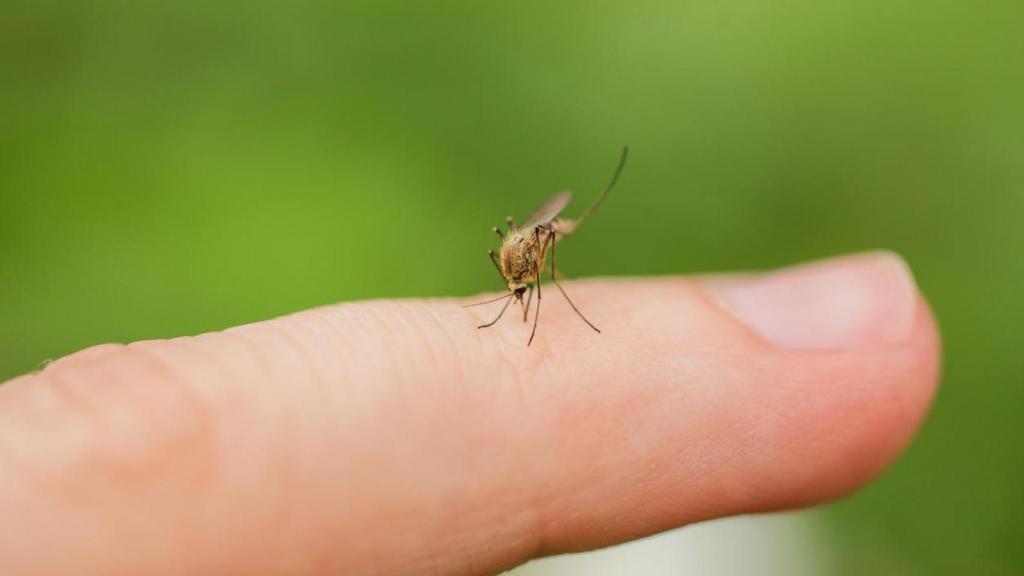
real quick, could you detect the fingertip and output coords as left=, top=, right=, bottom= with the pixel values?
left=743, top=295, right=941, bottom=513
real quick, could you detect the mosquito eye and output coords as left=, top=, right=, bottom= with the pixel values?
left=515, top=287, right=527, bottom=296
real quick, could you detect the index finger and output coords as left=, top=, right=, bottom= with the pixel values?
left=0, top=252, right=939, bottom=575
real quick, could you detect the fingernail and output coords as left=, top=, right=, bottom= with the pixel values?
left=709, top=252, right=918, bottom=349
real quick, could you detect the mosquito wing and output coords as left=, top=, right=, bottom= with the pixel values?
left=521, top=190, right=572, bottom=229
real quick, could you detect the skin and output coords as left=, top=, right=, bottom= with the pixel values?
left=0, top=252, right=940, bottom=576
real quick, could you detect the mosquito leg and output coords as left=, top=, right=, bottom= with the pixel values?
left=491, top=226, right=504, bottom=239
left=548, top=229, right=600, bottom=333
left=528, top=227, right=543, bottom=346
left=478, top=295, right=513, bottom=329
left=488, top=250, right=504, bottom=282
left=528, top=276, right=541, bottom=345
left=506, top=216, right=517, bottom=230
left=522, top=283, right=533, bottom=322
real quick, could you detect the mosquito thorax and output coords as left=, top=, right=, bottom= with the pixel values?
left=499, top=229, right=541, bottom=283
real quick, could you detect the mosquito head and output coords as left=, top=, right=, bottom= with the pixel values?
left=510, top=283, right=528, bottom=301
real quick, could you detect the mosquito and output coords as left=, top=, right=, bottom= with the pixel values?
left=465, top=146, right=629, bottom=345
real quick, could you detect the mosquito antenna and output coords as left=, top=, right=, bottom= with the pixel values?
left=462, top=292, right=513, bottom=308
left=577, top=145, right=629, bottom=225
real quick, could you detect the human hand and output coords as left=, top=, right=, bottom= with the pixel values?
left=0, top=252, right=939, bottom=575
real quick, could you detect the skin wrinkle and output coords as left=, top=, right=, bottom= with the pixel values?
left=346, top=302, right=406, bottom=387
left=41, top=343, right=126, bottom=373
left=288, top=310, right=355, bottom=383
left=447, top=295, right=538, bottom=419
left=465, top=297, right=492, bottom=351
left=263, top=312, right=396, bottom=573
left=241, top=322, right=318, bottom=568
left=218, top=327, right=277, bottom=390
left=368, top=303, right=424, bottom=388
left=215, top=323, right=303, bottom=571
left=114, top=342, right=228, bottom=572
left=48, top=347, right=158, bottom=483
left=431, top=303, right=480, bottom=393
left=257, top=313, right=342, bottom=559
left=272, top=307, right=419, bottom=569
left=178, top=330, right=295, bottom=513
left=455, top=322, right=546, bottom=570
left=385, top=301, right=483, bottom=399
left=467, top=307, right=534, bottom=411
left=42, top=361, right=107, bottom=435
left=7, top=367, right=107, bottom=489
left=422, top=303, right=470, bottom=394
left=400, top=504, right=540, bottom=576
left=159, top=331, right=298, bottom=573
left=172, top=333, right=249, bottom=419
left=315, top=305, right=389, bottom=428
left=119, top=341, right=220, bottom=484
left=264, top=317, right=329, bottom=390
left=242, top=320, right=314, bottom=386
left=392, top=299, right=446, bottom=385
left=270, top=308, right=358, bottom=564
left=307, top=308, right=362, bottom=387
left=10, top=343, right=222, bottom=573
left=0, top=375, right=57, bottom=488
left=219, top=326, right=310, bottom=434
left=125, top=339, right=234, bottom=524
left=407, top=518, right=492, bottom=576
left=263, top=399, right=304, bottom=574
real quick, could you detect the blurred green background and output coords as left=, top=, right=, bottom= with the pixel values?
left=2, top=0, right=1022, bottom=573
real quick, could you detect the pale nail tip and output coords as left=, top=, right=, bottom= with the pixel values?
left=712, top=252, right=919, bottom=350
